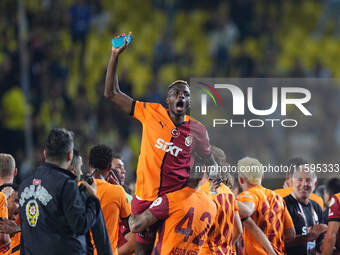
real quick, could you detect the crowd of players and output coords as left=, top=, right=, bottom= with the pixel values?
left=0, top=37, right=339, bottom=255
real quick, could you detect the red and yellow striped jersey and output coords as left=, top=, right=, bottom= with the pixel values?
left=0, top=192, right=8, bottom=219
left=200, top=182, right=239, bottom=255
left=238, top=186, right=294, bottom=255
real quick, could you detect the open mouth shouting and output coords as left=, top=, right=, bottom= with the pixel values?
left=175, top=100, right=185, bottom=113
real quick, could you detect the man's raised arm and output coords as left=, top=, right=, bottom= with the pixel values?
left=104, top=33, right=133, bottom=115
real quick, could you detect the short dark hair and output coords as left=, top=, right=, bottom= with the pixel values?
left=89, top=145, right=113, bottom=171
left=325, top=178, right=340, bottom=197
left=287, top=157, right=308, bottom=177
left=211, top=146, right=227, bottom=166
left=45, top=128, right=74, bottom=162
left=211, top=146, right=234, bottom=188
left=113, top=153, right=122, bottom=160
left=168, top=80, right=190, bottom=90
left=189, top=166, right=204, bottom=188
left=167, top=81, right=190, bottom=97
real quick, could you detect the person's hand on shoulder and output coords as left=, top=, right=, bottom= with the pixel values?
left=81, top=177, right=97, bottom=197
left=0, top=219, right=20, bottom=236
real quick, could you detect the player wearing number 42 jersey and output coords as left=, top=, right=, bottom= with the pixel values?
left=128, top=168, right=217, bottom=255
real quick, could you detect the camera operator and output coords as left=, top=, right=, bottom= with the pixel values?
left=19, top=128, right=100, bottom=255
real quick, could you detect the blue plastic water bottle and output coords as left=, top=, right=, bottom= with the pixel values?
left=112, top=34, right=133, bottom=48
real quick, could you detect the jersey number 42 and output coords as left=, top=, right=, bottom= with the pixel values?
left=174, top=207, right=212, bottom=246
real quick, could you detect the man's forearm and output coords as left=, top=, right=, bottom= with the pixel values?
left=104, top=53, right=120, bottom=99
left=322, top=234, right=336, bottom=255
left=129, top=214, right=144, bottom=233
left=117, top=232, right=135, bottom=255
left=104, top=52, right=133, bottom=114
left=129, top=211, right=158, bottom=233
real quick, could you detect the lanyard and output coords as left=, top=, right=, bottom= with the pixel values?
left=292, top=193, right=319, bottom=226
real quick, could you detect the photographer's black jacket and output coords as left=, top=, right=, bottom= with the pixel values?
left=19, top=162, right=100, bottom=255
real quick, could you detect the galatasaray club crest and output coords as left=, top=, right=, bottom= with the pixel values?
left=150, top=197, right=163, bottom=208
left=171, top=128, right=180, bottom=138
left=185, top=136, right=192, bottom=146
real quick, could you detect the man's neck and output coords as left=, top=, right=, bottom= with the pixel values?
left=298, top=198, right=309, bottom=205
left=0, top=177, right=13, bottom=186
left=94, top=171, right=106, bottom=180
left=187, top=179, right=199, bottom=189
left=243, top=183, right=258, bottom=191
left=168, top=111, right=185, bottom=126
left=45, top=159, right=69, bottom=170
left=292, top=192, right=309, bottom=205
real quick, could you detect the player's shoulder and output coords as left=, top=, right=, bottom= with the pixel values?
left=0, top=191, right=6, bottom=201
left=135, top=100, right=165, bottom=112
left=250, top=185, right=265, bottom=196
left=187, top=116, right=206, bottom=128
left=196, top=189, right=217, bottom=210
left=330, top=193, right=340, bottom=208
left=274, top=187, right=292, bottom=198
left=328, top=193, right=340, bottom=219
left=266, top=187, right=283, bottom=199
left=237, top=187, right=259, bottom=202
left=98, top=180, right=125, bottom=196
left=167, top=186, right=193, bottom=201
left=334, top=193, right=340, bottom=202
left=219, top=183, right=233, bottom=195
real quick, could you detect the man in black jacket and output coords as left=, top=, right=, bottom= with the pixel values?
left=19, top=128, right=100, bottom=255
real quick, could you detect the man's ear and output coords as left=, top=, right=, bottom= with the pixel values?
left=14, top=168, right=17, bottom=177
left=287, top=176, right=293, bottom=187
left=67, top=151, right=73, bottom=162
left=43, top=149, right=47, bottom=160
left=238, top=176, right=244, bottom=185
left=69, top=165, right=74, bottom=174
left=165, top=97, right=169, bottom=106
